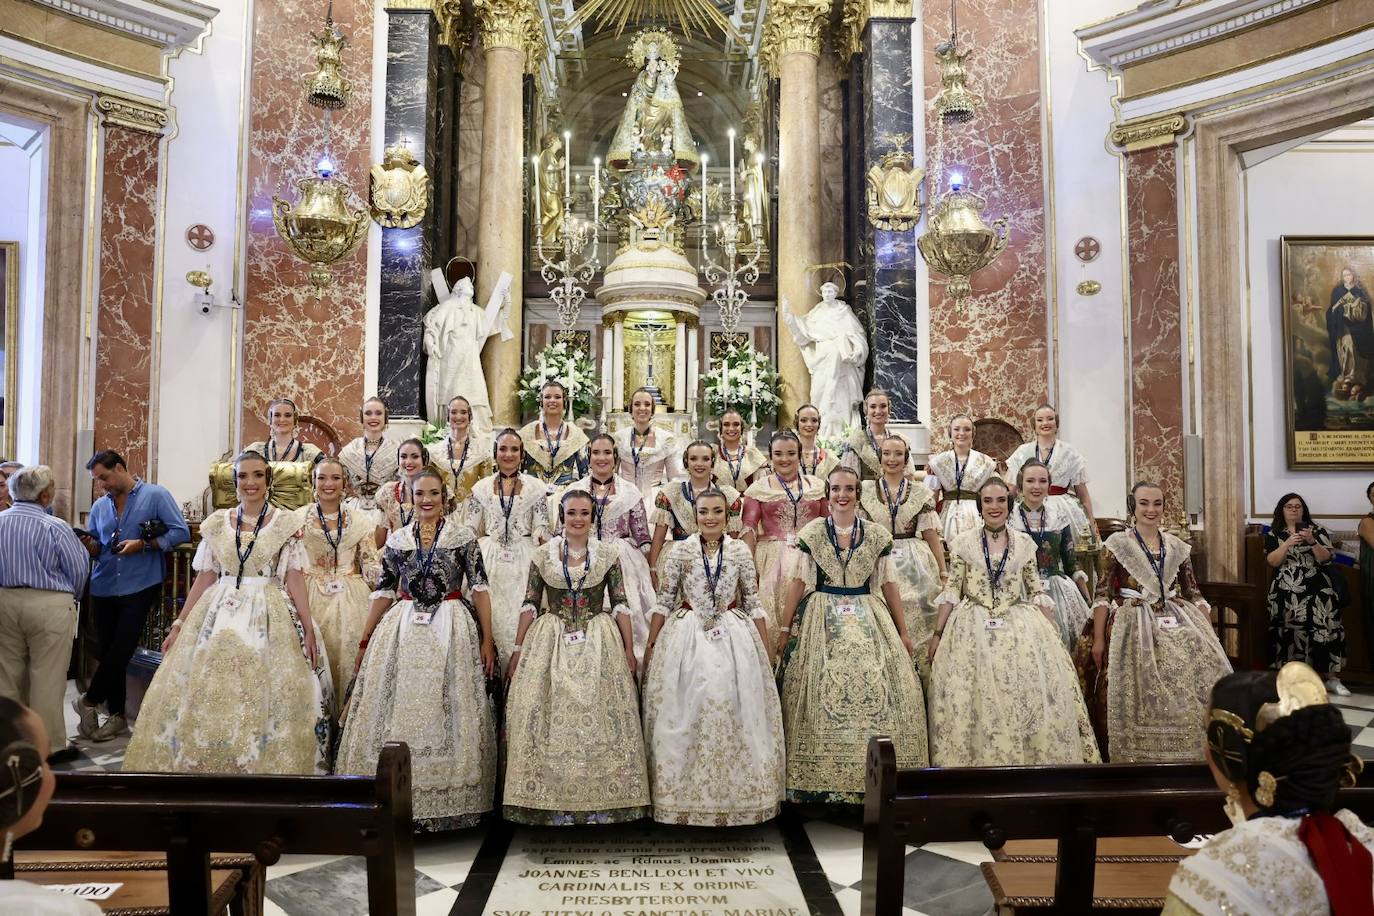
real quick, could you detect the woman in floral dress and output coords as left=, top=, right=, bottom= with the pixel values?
left=1077, top=481, right=1232, bottom=762
left=1009, top=459, right=1091, bottom=649
left=520, top=381, right=589, bottom=490
left=775, top=467, right=927, bottom=803
left=557, top=434, right=657, bottom=664
left=246, top=396, right=324, bottom=466
left=372, top=438, right=429, bottom=548
left=925, top=414, right=998, bottom=544
left=1265, top=492, right=1348, bottom=695
left=438, top=395, right=493, bottom=513
left=840, top=390, right=913, bottom=481
left=1005, top=404, right=1098, bottom=548
left=125, top=450, right=331, bottom=774
left=300, top=457, right=381, bottom=695
left=503, top=490, right=649, bottom=825
left=337, top=468, right=497, bottom=830
left=647, top=440, right=742, bottom=584
left=614, top=387, right=682, bottom=515
left=712, top=409, right=767, bottom=491
left=643, top=489, right=784, bottom=826
left=927, top=478, right=1098, bottom=766
left=466, top=429, right=550, bottom=673
left=337, top=397, right=399, bottom=529
left=742, top=431, right=829, bottom=641
left=859, top=435, right=945, bottom=682
left=795, top=404, right=840, bottom=480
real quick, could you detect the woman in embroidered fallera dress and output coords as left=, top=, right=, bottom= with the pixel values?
left=614, top=388, right=681, bottom=514
left=795, top=404, right=840, bottom=480
left=337, top=468, right=498, bottom=831
left=1265, top=492, right=1349, bottom=696
left=647, top=440, right=742, bottom=584
left=840, top=389, right=914, bottom=482
left=372, top=439, right=429, bottom=549
left=742, top=431, right=829, bottom=641
left=1161, top=664, right=1374, bottom=916
left=520, top=381, right=589, bottom=490
left=247, top=397, right=324, bottom=466
left=466, top=429, right=550, bottom=672
left=775, top=467, right=927, bottom=803
left=1005, top=404, right=1099, bottom=547
left=1077, top=481, right=1232, bottom=762
left=503, top=490, right=650, bottom=825
left=859, top=435, right=946, bottom=682
left=926, top=414, right=998, bottom=544
left=300, top=458, right=381, bottom=695
left=642, top=489, right=785, bottom=826
left=337, top=397, right=399, bottom=529
left=1009, top=459, right=1092, bottom=649
left=712, top=409, right=767, bottom=491
left=927, top=478, right=1099, bottom=766
left=438, top=395, right=493, bottom=512
left=559, top=435, right=657, bottom=664
left=125, top=451, right=332, bottom=774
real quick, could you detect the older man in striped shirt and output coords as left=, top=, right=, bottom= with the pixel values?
left=0, top=465, right=90, bottom=756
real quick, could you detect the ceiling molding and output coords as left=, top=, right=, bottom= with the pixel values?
left=23, top=0, right=217, bottom=49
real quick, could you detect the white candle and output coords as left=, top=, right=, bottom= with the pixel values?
left=531, top=155, right=541, bottom=228
left=749, top=351, right=757, bottom=426
left=700, top=153, right=709, bottom=226
left=728, top=128, right=736, bottom=202
left=592, top=156, right=601, bottom=227
left=563, top=130, right=571, bottom=198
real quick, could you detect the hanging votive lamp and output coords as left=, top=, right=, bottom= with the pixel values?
left=305, top=3, right=351, bottom=110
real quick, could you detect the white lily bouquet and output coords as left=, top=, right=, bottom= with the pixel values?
left=518, top=340, right=602, bottom=420
left=702, top=341, right=783, bottom=425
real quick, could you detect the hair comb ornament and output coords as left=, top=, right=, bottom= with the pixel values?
left=1256, top=662, right=1329, bottom=733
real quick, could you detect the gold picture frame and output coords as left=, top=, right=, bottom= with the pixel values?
left=1279, top=235, right=1374, bottom=470
left=0, top=242, right=18, bottom=458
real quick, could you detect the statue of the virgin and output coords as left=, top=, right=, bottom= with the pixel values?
left=607, top=30, right=699, bottom=172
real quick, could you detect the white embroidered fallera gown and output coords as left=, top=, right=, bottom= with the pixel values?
left=298, top=505, right=380, bottom=693
left=464, top=473, right=549, bottom=672
left=858, top=479, right=943, bottom=682
left=337, top=435, right=400, bottom=528
left=644, top=535, right=784, bottom=826
left=614, top=424, right=683, bottom=516
left=125, top=509, right=333, bottom=775
left=1005, top=439, right=1095, bottom=543
left=924, top=449, right=998, bottom=543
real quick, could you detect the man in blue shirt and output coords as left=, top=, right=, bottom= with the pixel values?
left=74, top=450, right=189, bottom=741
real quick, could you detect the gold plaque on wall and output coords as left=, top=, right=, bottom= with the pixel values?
left=369, top=144, right=430, bottom=229
left=866, top=151, right=925, bottom=232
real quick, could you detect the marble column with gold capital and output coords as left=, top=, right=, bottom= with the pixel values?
left=764, top=0, right=830, bottom=422
left=474, top=0, right=540, bottom=424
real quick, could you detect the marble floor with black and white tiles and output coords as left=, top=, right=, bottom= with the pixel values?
left=49, top=678, right=1374, bottom=916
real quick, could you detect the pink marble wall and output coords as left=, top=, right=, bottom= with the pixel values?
left=242, top=0, right=372, bottom=444
left=93, top=126, right=161, bottom=473
left=1124, top=145, right=1185, bottom=511
left=922, top=1, right=1048, bottom=434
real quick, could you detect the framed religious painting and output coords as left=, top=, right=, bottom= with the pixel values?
left=1280, top=235, right=1374, bottom=469
left=0, top=242, right=16, bottom=458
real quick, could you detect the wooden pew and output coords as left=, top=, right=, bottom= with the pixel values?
left=7, top=743, right=415, bottom=916
left=861, top=736, right=1374, bottom=915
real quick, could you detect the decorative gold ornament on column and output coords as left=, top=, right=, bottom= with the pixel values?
left=369, top=143, right=430, bottom=228
left=761, top=0, right=831, bottom=75
left=473, top=0, right=540, bottom=51
left=839, top=0, right=913, bottom=64
left=272, top=161, right=369, bottom=296
left=866, top=150, right=924, bottom=231
left=305, top=5, right=351, bottom=110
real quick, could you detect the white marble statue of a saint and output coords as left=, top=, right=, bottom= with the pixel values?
left=422, top=269, right=514, bottom=434
left=782, top=282, right=869, bottom=439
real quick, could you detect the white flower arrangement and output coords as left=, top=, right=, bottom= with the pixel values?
left=702, top=342, right=783, bottom=423
left=518, top=341, right=601, bottom=419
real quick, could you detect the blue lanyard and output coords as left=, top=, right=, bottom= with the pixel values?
left=982, top=527, right=1010, bottom=597
left=590, top=477, right=614, bottom=539
left=542, top=421, right=565, bottom=464
left=447, top=435, right=470, bottom=480
left=953, top=451, right=968, bottom=491
left=776, top=473, right=803, bottom=529
left=1133, top=528, right=1168, bottom=601
left=630, top=427, right=650, bottom=480
left=801, top=447, right=822, bottom=476
left=233, top=503, right=269, bottom=589
left=721, top=444, right=745, bottom=486
left=316, top=502, right=345, bottom=571
left=1036, top=440, right=1056, bottom=468
left=497, top=473, right=519, bottom=542
left=700, top=536, right=725, bottom=606
left=362, top=438, right=383, bottom=485
left=413, top=517, right=444, bottom=586
left=396, top=482, right=414, bottom=527
left=561, top=539, right=592, bottom=608
left=269, top=438, right=301, bottom=462
left=1018, top=503, right=1046, bottom=539
left=826, top=517, right=864, bottom=579
left=881, top=477, right=907, bottom=531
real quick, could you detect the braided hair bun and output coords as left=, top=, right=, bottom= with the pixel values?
left=0, top=696, right=46, bottom=831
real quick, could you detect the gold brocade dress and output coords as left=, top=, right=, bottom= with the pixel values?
left=337, top=435, right=400, bottom=529
left=644, top=536, right=784, bottom=826
left=858, top=479, right=942, bottom=682
left=778, top=518, right=928, bottom=804
left=928, top=528, right=1099, bottom=767
left=712, top=444, right=767, bottom=492
left=742, top=474, right=829, bottom=640
left=519, top=421, right=590, bottom=490
left=299, top=506, right=381, bottom=694
left=125, top=509, right=332, bottom=775
left=336, top=521, right=496, bottom=830
left=437, top=432, right=493, bottom=517
left=1075, top=530, right=1232, bottom=763
left=503, top=539, right=650, bottom=825
left=649, top=481, right=742, bottom=581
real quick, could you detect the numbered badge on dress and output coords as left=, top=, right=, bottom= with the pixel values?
left=707, top=625, right=726, bottom=641
left=221, top=594, right=241, bottom=612
left=324, top=578, right=345, bottom=595
left=410, top=609, right=435, bottom=626
left=786, top=533, right=797, bottom=547
left=498, top=548, right=515, bottom=564
left=1157, top=615, right=1179, bottom=629
left=985, top=618, right=1005, bottom=630
left=564, top=629, right=586, bottom=646
left=837, top=602, right=858, bottom=617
